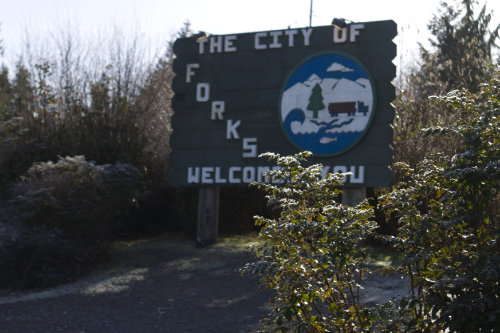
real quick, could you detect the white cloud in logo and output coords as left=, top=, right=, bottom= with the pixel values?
left=327, top=62, right=354, bottom=72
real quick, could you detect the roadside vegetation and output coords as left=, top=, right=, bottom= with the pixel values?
left=0, top=22, right=185, bottom=290
left=242, top=0, right=500, bottom=332
left=0, top=1, right=499, bottom=331
left=246, top=75, right=499, bottom=331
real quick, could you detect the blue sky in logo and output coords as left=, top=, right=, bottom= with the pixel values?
left=284, top=53, right=369, bottom=90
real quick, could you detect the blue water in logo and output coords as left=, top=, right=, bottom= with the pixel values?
left=283, top=108, right=363, bottom=155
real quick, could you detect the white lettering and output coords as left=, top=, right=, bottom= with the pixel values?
left=242, top=167, right=255, bottom=183
left=269, top=31, right=283, bottom=48
left=321, top=166, right=330, bottom=179
left=196, top=37, right=209, bottom=54
left=186, top=63, right=199, bottom=83
left=242, top=137, right=257, bottom=158
left=211, top=101, right=225, bottom=120
left=333, top=24, right=365, bottom=43
left=198, top=35, right=238, bottom=53
left=226, top=119, right=241, bottom=139
left=301, top=28, right=313, bottom=46
left=257, top=166, right=270, bottom=183
left=333, top=166, right=348, bottom=183
left=188, top=167, right=200, bottom=183
left=186, top=165, right=365, bottom=185
left=333, top=27, right=348, bottom=43
left=349, top=165, right=365, bottom=183
left=210, top=36, right=223, bottom=53
left=254, top=32, right=267, bottom=50
left=224, top=35, right=237, bottom=52
left=284, top=29, right=298, bottom=47
left=229, top=167, right=241, bottom=183
left=201, top=167, right=214, bottom=184
left=196, top=83, right=210, bottom=102
left=215, top=167, right=227, bottom=183
left=350, top=24, right=365, bottom=42
left=255, top=29, right=312, bottom=49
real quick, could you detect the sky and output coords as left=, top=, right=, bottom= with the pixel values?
left=1, top=0, right=499, bottom=70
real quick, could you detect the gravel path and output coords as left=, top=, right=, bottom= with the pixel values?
left=0, top=235, right=272, bottom=332
left=0, top=234, right=408, bottom=332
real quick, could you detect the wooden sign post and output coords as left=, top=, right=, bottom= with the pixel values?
left=170, top=21, right=397, bottom=244
left=196, top=187, right=220, bottom=246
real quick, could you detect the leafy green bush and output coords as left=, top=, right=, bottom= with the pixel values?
left=0, top=29, right=174, bottom=191
left=244, top=74, right=499, bottom=332
left=243, top=152, right=376, bottom=332
left=379, top=75, right=500, bottom=331
left=0, top=156, right=143, bottom=289
left=12, top=155, right=143, bottom=242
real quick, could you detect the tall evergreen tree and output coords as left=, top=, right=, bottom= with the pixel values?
left=307, top=83, right=325, bottom=119
left=0, top=66, right=10, bottom=115
left=426, top=0, right=499, bottom=92
left=0, top=22, right=3, bottom=57
left=393, top=0, right=499, bottom=166
left=0, top=24, right=8, bottom=115
left=10, top=63, right=33, bottom=118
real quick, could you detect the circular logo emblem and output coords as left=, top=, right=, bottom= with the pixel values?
left=280, top=52, right=375, bottom=156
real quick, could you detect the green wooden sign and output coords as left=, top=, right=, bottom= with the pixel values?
left=169, top=20, right=397, bottom=187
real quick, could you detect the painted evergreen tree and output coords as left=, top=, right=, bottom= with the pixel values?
left=307, top=83, right=325, bottom=118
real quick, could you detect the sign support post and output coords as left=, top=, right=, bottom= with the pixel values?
left=342, top=187, right=366, bottom=206
left=196, top=187, right=220, bottom=246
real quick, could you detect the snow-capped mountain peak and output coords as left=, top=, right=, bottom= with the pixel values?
left=304, top=74, right=321, bottom=86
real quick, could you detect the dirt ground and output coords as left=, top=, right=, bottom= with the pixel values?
left=0, top=234, right=408, bottom=332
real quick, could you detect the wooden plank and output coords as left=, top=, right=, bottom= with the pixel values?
left=173, top=21, right=397, bottom=56
left=168, top=164, right=393, bottom=187
left=168, top=143, right=393, bottom=167
left=169, top=123, right=393, bottom=149
left=172, top=41, right=396, bottom=77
